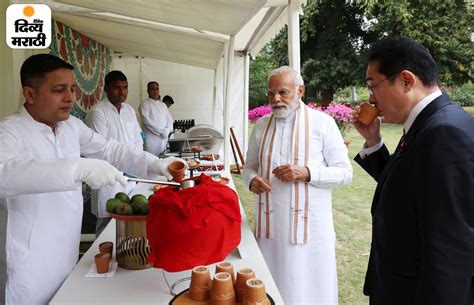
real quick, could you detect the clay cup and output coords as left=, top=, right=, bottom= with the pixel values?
left=168, top=161, right=186, bottom=182
left=210, top=272, right=236, bottom=305
left=189, top=266, right=212, bottom=301
left=215, top=261, right=235, bottom=284
left=241, top=278, right=270, bottom=305
left=235, top=268, right=256, bottom=302
left=94, top=253, right=111, bottom=274
left=99, top=241, right=113, bottom=256
left=357, top=102, right=380, bottom=126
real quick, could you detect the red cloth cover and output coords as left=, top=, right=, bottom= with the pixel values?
left=146, top=174, right=241, bottom=272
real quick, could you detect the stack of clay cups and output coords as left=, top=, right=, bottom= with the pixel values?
left=235, top=268, right=256, bottom=302
left=188, top=262, right=270, bottom=305
left=215, top=261, right=235, bottom=284
left=95, top=241, right=113, bottom=274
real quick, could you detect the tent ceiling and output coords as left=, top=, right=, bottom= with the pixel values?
left=11, top=0, right=297, bottom=69
left=55, top=0, right=268, bottom=36
left=53, top=12, right=225, bottom=69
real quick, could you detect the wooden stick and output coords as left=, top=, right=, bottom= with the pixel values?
left=230, top=127, right=245, bottom=166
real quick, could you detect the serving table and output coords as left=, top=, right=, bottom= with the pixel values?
left=50, top=172, right=284, bottom=305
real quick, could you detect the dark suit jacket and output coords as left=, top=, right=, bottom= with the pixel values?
left=355, top=94, right=474, bottom=305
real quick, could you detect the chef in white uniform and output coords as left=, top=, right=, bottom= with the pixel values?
left=243, top=66, right=352, bottom=304
left=0, top=54, right=182, bottom=305
left=139, top=81, right=173, bottom=155
left=86, top=70, right=143, bottom=235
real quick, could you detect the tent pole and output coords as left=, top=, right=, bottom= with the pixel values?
left=224, top=35, right=235, bottom=172
left=212, top=69, right=217, bottom=126
left=243, top=52, right=250, bottom=158
left=288, top=0, right=301, bottom=73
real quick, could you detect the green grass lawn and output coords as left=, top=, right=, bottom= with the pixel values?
left=464, top=106, right=474, bottom=116
left=232, top=123, right=403, bottom=305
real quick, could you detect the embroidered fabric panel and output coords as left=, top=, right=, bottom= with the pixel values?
left=49, top=19, right=112, bottom=121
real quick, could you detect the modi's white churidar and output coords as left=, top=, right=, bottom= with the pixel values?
left=139, top=97, right=173, bottom=155
left=85, top=97, right=143, bottom=218
left=243, top=100, right=352, bottom=304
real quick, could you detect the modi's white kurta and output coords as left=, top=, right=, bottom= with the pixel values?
left=243, top=104, right=352, bottom=305
left=85, top=98, right=143, bottom=218
left=139, top=97, right=173, bottom=155
left=0, top=106, right=157, bottom=305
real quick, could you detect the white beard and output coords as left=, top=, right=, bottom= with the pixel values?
left=271, top=99, right=299, bottom=118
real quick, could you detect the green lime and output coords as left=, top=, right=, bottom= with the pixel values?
left=130, top=194, right=146, bottom=203
left=139, top=205, right=150, bottom=215
left=115, top=192, right=131, bottom=203
left=106, top=198, right=122, bottom=213
left=130, top=194, right=148, bottom=215
left=130, top=199, right=148, bottom=214
left=115, top=202, right=133, bottom=215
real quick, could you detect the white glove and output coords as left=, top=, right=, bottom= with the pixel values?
left=148, top=157, right=187, bottom=180
left=159, top=128, right=172, bottom=139
left=74, top=158, right=128, bottom=189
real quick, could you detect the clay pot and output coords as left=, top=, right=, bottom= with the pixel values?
left=241, top=278, right=270, bottom=305
left=99, top=241, right=113, bottom=256
left=358, top=102, right=380, bottom=126
left=210, top=272, right=236, bottom=305
left=94, top=253, right=111, bottom=274
left=168, top=161, right=186, bottom=182
left=215, top=261, right=235, bottom=284
left=189, top=266, right=212, bottom=301
left=235, top=268, right=256, bottom=302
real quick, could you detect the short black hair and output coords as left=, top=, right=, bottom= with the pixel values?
left=20, top=54, right=74, bottom=89
left=105, top=70, right=127, bottom=87
left=368, top=36, right=439, bottom=87
left=162, top=95, right=174, bottom=105
left=147, top=81, right=159, bottom=90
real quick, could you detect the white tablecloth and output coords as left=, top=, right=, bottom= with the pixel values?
left=50, top=172, right=284, bottom=305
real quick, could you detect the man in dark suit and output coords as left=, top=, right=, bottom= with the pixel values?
left=353, top=36, right=474, bottom=305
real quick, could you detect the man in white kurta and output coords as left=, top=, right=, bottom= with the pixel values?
left=139, top=82, right=173, bottom=155
left=85, top=70, right=144, bottom=234
left=243, top=66, right=352, bottom=305
left=0, top=54, right=182, bottom=305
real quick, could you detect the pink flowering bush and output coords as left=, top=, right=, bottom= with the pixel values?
left=308, top=102, right=353, bottom=137
left=248, top=105, right=272, bottom=123
left=248, top=102, right=353, bottom=137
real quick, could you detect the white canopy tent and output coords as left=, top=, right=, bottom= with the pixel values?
left=1, top=0, right=305, bottom=168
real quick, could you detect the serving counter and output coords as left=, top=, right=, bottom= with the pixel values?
left=50, top=172, right=284, bottom=305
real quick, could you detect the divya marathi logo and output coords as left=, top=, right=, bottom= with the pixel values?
left=6, top=4, right=51, bottom=49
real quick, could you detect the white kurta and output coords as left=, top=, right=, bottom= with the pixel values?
left=0, top=106, right=157, bottom=305
left=139, top=97, right=173, bottom=155
left=243, top=106, right=352, bottom=305
left=85, top=99, right=143, bottom=218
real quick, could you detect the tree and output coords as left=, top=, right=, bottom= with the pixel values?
left=262, top=0, right=473, bottom=105
left=249, top=45, right=278, bottom=109
left=366, top=0, right=474, bottom=86
left=270, top=0, right=370, bottom=105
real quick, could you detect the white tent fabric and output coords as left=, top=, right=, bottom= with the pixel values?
left=3, top=0, right=306, bottom=166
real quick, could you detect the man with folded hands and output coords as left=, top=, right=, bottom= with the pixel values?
left=139, top=81, right=174, bottom=155
left=243, top=66, right=353, bottom=304
left=0, top=54, right=183, bottom=305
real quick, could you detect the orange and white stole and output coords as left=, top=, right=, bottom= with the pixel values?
left=256, top=101, right=310, bottom=245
